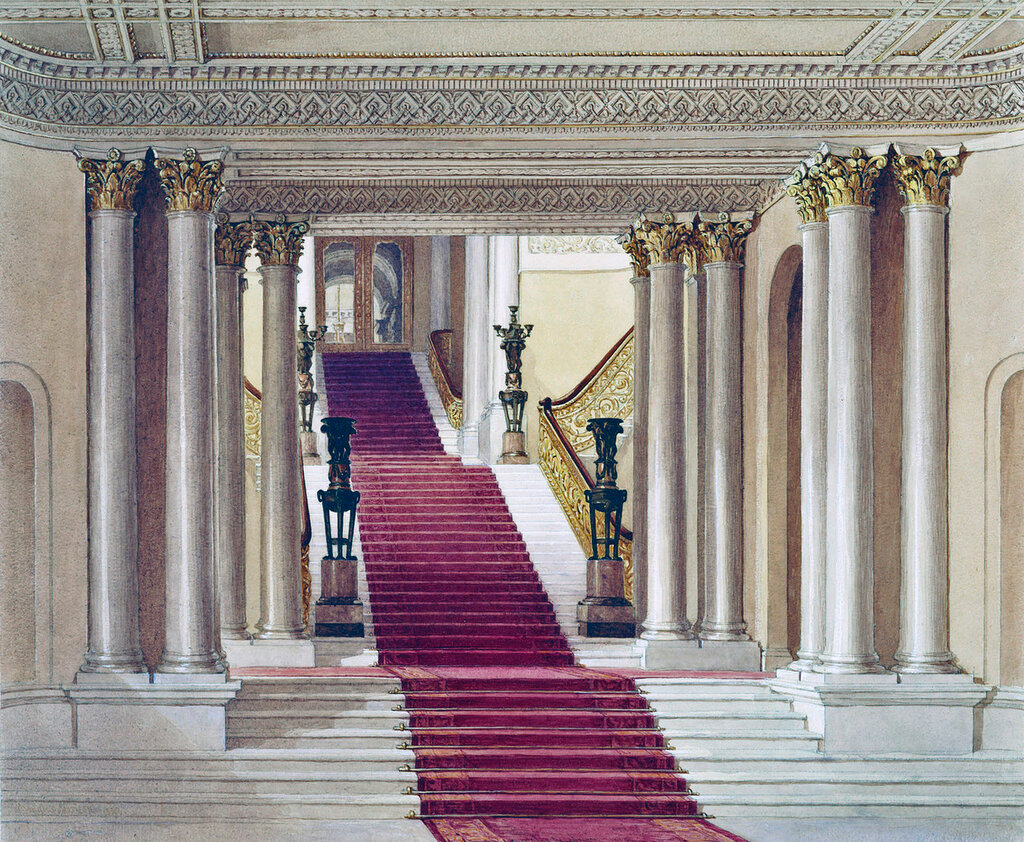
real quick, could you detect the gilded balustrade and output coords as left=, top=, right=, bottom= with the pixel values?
left=428, top=329, right=463, bottom=429
left=537, top=328, right=635, bottom=601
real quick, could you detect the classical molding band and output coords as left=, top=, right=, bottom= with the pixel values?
left=219, top=178, right=778, bottom=217
left=812, top=147, right=889, bottom=208
left=2, top=47, right=1023, bottom=143
left=891, top=146, right=964, bottom=207
left=698, top=212, right=753, bottom=263
left=155, top=148, right=225, bottom=212
left=252, top=215, right=310, bottom=265
left=214, top=215, right=254, bottom=267
left=78, top=148, right=145, bottom=212
left=785, top=161, right=828, bottom=224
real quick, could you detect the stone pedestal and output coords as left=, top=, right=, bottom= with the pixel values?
left=222, top=638, right=315, bottom=668
left=315, top=557, right=365, bottom=637
left=638, top=637, right=761, bottom=670
left=577, top=557, right=635, bottom=638
left=300, top=430, right=321, bottom=463
left=498, top=430, right=529, bottom=464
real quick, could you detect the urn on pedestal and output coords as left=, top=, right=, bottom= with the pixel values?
left=315, top=417, right=365, bottom=637
left=577, top=417, right=635, bottom=638
left=493, top=305, right=534, bottom=463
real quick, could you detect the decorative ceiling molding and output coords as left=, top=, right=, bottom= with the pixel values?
left=218, top=177, right=781, bottom=218
left=2, top=47, right=1023, bottom=145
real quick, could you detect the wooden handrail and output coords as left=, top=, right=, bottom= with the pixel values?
left=428, top=328, right=463, bottom=429
left=244, top=377, right=261, bottom=401
left=547, top=327, right=633, bottom=410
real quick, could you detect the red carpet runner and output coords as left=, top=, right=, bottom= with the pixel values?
left=322, top=351, right=746, bottom=842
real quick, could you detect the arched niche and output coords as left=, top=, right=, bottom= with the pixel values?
left=765, top=243, right=803, bottom=667
left=0, top=362, right=54, bottom=684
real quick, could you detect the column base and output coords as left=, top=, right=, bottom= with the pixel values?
left=315, top=598, right=365, bottom=638
left=577, top=599, right=635, bottom=638
left=79, top=650, right=148, bottom=674
left=771, top=671, right=989, bottom=755
left=817, top=652, right=888, bottom=674
left=498, top=430, right=529, bottom=464
left=253, top=626, right=309, bottom=641
left=893, top=650, right=962, bottom=674
left=69, top=673, right=239, bottom=751
left=637, top=637, right=763, bottom=671
left=697, top=621, right=750, bottom=642
left=155, top=651, right=226, bottom=674
left=219, top=626, right=250, bottom=641
left=222, top=637, right=316, bottom=668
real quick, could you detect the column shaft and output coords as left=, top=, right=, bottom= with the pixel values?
left=430, top=236, right=452, bottom=332
left=83, top=209, right=146, bottom=673
left=159, top=211, right=223, bottom=673
left=630, top=274, right=650, bottom=623
left=820, top=205, right=882, bottom=673
left=214, top=264, right=248, bottom=639
left=459, top=235, right=490, bottom=459
left=642, top=261, right=691, bottom=640
left=701, top=261, right=748, bottom=640
left=795, top=220, right=829, bottom=669
left=896, top=204, right=958, bottom=673
left=255, top=264, right=305, bottom=639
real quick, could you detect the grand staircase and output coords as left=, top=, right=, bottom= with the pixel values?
left=321, top=351, right=714, bottom=830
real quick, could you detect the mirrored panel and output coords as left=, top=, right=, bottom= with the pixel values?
left=323, top=241, right=356, bottom=344
left=372, top=241, right=404, bottom=345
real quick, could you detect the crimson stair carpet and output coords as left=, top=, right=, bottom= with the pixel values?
left=322, top=352, right=746, bottom=842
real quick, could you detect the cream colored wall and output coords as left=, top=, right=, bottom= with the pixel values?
left=947, top=142, right=1024, bottom=684
left=0, top=141, right=88, bottom=683
left=742, top=195, right=802, bottom=657
left=519, top=268, right=634, bottom=464
left=241, top=254, right=264, bottom=389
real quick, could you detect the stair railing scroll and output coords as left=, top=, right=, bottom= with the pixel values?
left=537, top=327, right=635, bottom=601
left=428, top=328, right=463, bottom=429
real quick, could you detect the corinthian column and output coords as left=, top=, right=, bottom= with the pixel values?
left=892, top=148, right=963, bottom=674
left=786, top=165, right=829, bottom=671
left=253, top=216, right=310, bottom=640
left=814, top=147, right=888, bottom=674
left=155, top=148, right=225, bottom=674
left=459, top=236, right=490, bottom=460
left=633, top=214, right=695, bottom=643
left=78, top=149, right=147, bottom=674
left=213, top=217, right=253, bottom=641
left=617, top=229, right=650, bottom=621
left=698, top=213, right=753, bottom=642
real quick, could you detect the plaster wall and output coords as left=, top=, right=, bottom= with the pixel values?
left=0, top=141, right=88, bottom=683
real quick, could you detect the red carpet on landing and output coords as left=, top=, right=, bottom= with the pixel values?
left=322, top=351, right=748, bottom=842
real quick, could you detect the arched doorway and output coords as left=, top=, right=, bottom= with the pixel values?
left=1000, top=369, right=1024, bottom=685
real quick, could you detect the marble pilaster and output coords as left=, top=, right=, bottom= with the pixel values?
left=154, top=148, right=226, bottom=674
left=459, top=235, right=490, bottom=460
left=430, top=235, right=452, bottom=333
left=78, top=149, right=147, bottom=674
left=483, top=235, right=520, bottom=463
left=253, top=216, right=310, bottom=641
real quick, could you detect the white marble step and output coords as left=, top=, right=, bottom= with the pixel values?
left=410, top=352, right=459, bottom=455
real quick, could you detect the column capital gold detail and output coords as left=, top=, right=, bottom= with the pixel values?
left=786, top=163, right=828, bottom=224
left=615, top=227, right=650, bottom=279
left=632, top=212, right=702, bottom=272
left=891, top=147, right=962, bottom=208
left=811, top=147, right=889, bottom=209
left=698, top=213, right=753, bottom=264
left=155, top=148, right=224, bottom=213
left=214, top=214, right=254, bottom=268
left=252, top=215, right=310, bottom=266
left=78, top=148, right=145, bottom=212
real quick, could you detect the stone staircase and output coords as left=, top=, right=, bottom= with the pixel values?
left=411, top=351, right=459, bottom=455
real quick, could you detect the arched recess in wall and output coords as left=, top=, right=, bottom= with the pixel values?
left=0, top=362, right=54, bottom=684
left=765, top=244, right=803, bottom=666
left=984, top=352, right=1024, bottom=685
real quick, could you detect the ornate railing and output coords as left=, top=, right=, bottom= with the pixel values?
left=537, top=328, right=635, bottom=601
left=428, top=329, right=463, bottom=429
left=243, top=377, right=312, bottom=628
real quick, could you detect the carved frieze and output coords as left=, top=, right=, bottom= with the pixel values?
left=78, top=148, right=145, bottom=212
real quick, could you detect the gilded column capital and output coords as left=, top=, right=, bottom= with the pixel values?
left=891, top=147, right=962, bottom=208
left=632, top=212, right=702, bottom=272
left=698, top=213, right=753, bottom=264
left=785, top=162, right=828, bottom=224
left=78, top=148, right=145, bottom=212
left=252, top=215, right=310, bottom=266
left=155, top=148, right=224, bottom=213
left=214, top=215, right=253, bottom=268
left=615, top=227, right=650, bottom=279
left=811, top=147, right=889, bottom=209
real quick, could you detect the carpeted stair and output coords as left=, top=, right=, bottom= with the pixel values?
left=322, top=351, right=703, bottom=826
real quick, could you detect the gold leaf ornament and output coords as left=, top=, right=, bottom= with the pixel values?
left=785, top=162, right=827, bottom=224
left=698, top=213, right=753, bottom=264
left=632, top=212, right=702, bottom=271
left=79, top=148, right=145, bottom=212
left=891, top=147, right=962, bottom=208
left=214, top=214, right=254, bottom=267
left=811, top=147, right=889, bottom=209
left=155, top=147, right=225, bottom=213
left=616, top=226, right=650, bottom=278
left=253, top=214, right=311, bottom=266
